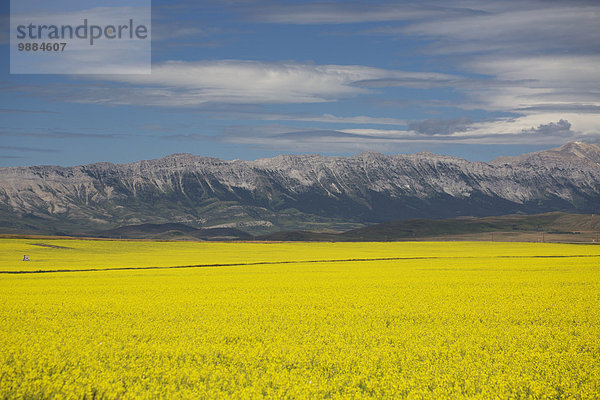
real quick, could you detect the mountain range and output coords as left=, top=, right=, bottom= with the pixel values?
left=1, top=141, right=599, bottom=236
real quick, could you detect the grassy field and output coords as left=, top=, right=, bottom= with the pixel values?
left=1, top=239, right=599, bottom=398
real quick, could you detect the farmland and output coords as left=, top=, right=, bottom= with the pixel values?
left=1, top=239, right=599, bottom=398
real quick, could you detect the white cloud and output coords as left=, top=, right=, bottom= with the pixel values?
left=246, top=3, right=454, bottom=24
left=217, top=112, right=407, bottom=126
left=460, top=56, right=600, bottom=126
left=402, top=4, right=599, bottom=55
left=468, top=56, right=600, bottom=88
left=259, top=1, right=600, bottom=132
left=9, top=1, right=599, bottom=150
left=85, top=60, right=458, bottom=106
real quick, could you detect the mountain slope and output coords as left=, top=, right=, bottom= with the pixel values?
left=491, top=141, right=600, bottom=167
left=1, top=142, right=599, bottom=235
left=257, top=212, right=600, bottom=242
left=341, top=212, right=600, bottom=241
left=97, top=223, right=252, bottom=240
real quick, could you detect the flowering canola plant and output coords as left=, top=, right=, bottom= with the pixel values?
left=1, top=239, right=599, bottom=398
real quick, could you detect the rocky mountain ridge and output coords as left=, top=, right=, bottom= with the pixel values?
left=1, top=141, right=599, bottom=235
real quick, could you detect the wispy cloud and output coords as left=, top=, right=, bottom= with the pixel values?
left=375, top=2, right=599, bottom=127
left=4, top=0, right=599, bottom=156
left=408, top=117, right=471, bottom=136
left=244, top=2, right=477, bottom=24
left=243, top=0, right=600, bottom=139
left=0, top=129, right=125, bottom=140
left=401, top=2, right=600, bottom=56
left=216, top=125, right=404, bottom=152
left=207, top=114, right=587, bottom=152
left=515, top=104, right=600, bottom=114
left=457, top=55, right=600, bottom=137
left=0, top=145, right=58, bottom=153
left=71, top=60, right=459, bottom=106
left=255, top=113, right=407, bottom=126
left=182, top=108, right=408, bottom=126
left=450, top=116, right=581, bottom=144
left=0, top=155, right=24, bottom=160
left=139, top=123, right=191, bottom=132
left=252, top=0, right=599, bottom=57
left=0, top=109, right=59, bottom=114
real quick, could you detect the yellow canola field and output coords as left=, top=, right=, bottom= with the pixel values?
left=1, top=240, right=599, bottom=399
left=1, top=238, right=599, bottom=272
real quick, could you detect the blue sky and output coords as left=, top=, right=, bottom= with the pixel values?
left=1, top=0, right=599, bottom=166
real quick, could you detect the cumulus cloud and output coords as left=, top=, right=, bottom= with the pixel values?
left=520, top=119, right=572, bottom=136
